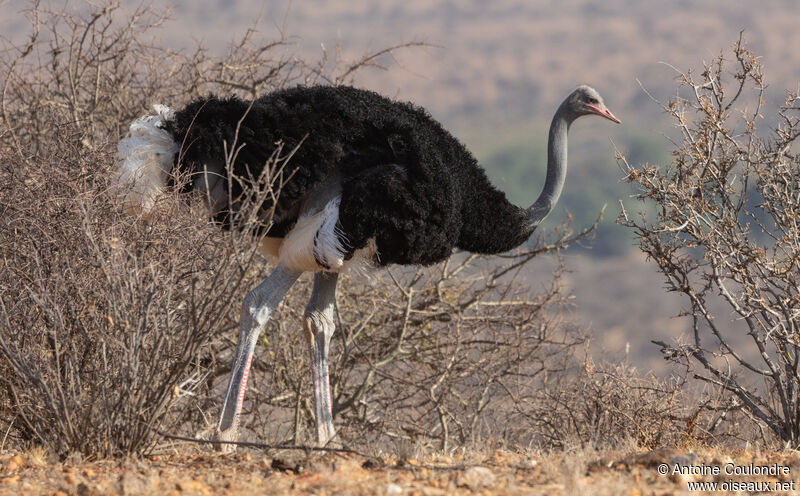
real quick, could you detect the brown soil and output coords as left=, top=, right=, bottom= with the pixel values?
left=1, top=447, right=798, bottom=495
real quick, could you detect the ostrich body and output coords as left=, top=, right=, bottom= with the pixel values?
left=114, top=84, right=620, bottom=449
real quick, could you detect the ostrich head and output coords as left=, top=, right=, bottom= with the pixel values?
left=563, top=85, right=621, bottom=124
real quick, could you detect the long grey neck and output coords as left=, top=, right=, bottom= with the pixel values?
left=526, top=105, right=571, bottom=228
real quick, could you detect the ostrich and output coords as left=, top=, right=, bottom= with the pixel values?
left=114, top=84, right=620, bottom=449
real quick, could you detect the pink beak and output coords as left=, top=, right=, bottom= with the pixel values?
left=585, top=103, right=621, bottom=124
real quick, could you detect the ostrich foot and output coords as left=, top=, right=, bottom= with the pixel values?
left=212, top=423, right=239, bottom=454
left=316, top=422, right=336, bottom=448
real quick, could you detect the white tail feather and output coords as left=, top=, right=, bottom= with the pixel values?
left=112, top=105, right=178, bottom=214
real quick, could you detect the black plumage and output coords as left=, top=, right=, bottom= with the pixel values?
left=164, top=85, right=533, bottom=266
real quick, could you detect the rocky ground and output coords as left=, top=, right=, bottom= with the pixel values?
left=0, top=446, right=798, bottom=495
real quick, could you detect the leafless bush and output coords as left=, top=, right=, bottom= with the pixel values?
left=2, top=1, right=174, bottom=155
left=618, top=37, right=800, bottom=446
left=0, top=144, right=265, bottom=456
left=0, top=66, right=296, bottom=457
left=523, top=357, right=715, bottom=450
left=331, top=256, right=578, bottom=453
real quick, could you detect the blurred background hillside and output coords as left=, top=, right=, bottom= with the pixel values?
left=2, top=0, right=798, bottom=373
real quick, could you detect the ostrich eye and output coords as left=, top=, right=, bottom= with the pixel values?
left=587, top=96, right=599, bottom=105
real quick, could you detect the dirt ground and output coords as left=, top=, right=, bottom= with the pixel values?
left=1, top=446, right=799, bottom=495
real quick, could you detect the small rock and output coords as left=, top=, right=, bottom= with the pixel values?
left=386, top=483, right=403, bottom=495
left=271, top=457, right=301, bottom=473
left=668, top=453, right=699, bottom=467
left=618, top=448, right=680, bottom=469
left=523, top=458, right=538, bottom=468
left=118, top=472, right=152, bottom=496
left=587, top=455, right=618, bottom=472
left=456, top=466, right=496, bottom=490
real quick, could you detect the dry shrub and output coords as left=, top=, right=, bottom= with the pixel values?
left=0, top=139, right=263, bottom=456
left=619, top=37, right=800, bottom=446
left=520, top=358, right=693, bottom=450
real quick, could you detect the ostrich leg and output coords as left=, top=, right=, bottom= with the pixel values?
left=214, top=264, right=301, bottom=452
left=304, top=271, right=339, bottom=446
